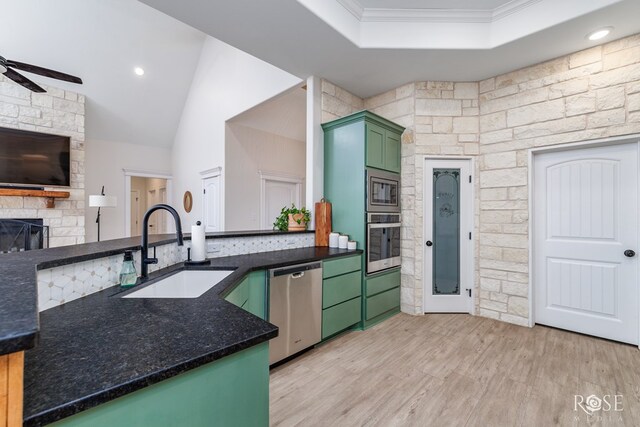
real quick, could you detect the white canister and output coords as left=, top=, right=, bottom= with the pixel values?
left=329, top=232, right=340, bottom=248
left=347, top=241, right=357, bottom=250
left=338, top=235, right=349, bottom=249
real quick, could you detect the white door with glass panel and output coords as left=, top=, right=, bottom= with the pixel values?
left=424, top=159, right=473, bottom=313
left=534, top=143, right=639, bottom=344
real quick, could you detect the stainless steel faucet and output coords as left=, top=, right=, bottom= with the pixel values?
left=140, top=204, right=184, bottom=280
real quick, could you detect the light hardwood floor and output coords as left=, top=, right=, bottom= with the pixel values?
left=270, top=313, right=640, bottom=426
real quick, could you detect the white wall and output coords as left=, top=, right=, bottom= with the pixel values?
left=171, top=36, right=302, bottom=230
left=85, top=139, right=171, bottom=242
left=225, top=123, right=306, bottom=230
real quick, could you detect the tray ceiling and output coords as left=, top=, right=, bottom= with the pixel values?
left=140, top=0, right=640, bottom=98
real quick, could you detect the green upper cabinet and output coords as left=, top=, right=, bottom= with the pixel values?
left=364, top=118, right=402, bottom=173
left=385, top=131, right=401, bottom=173
left=322, top=111, right=404, bottom=173
left=365, top=122, right=385, bottom=170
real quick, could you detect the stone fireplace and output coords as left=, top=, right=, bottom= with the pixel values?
left=0, top=76, right=85, bottom=247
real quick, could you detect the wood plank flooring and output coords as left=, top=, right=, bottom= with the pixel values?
left=270, top=313, right=640, bottom=426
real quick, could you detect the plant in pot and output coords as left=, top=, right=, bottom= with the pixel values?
left=273, top=204, right=311, bottom=231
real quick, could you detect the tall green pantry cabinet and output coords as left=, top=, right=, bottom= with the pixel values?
left=322, top=111, right=404, bottom=329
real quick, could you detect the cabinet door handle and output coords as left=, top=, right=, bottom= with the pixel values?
left=624, top=249, right=636, bottom=258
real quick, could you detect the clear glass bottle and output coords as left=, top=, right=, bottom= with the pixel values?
left=119, top=251, right=138, bottom=288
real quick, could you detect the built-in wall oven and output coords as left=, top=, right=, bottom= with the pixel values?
left=367, top=213, right=401, bottom=274
left=366, top=168, right=400, bottom=213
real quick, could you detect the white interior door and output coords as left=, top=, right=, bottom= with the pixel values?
left=158, top=187, right=167, bottom=234
left=203, top=175, right=221, bottom=232
left=262, top=179, right=301, bottom=230
left=424, top=159, right=473, bottom=313
left=130, top=190, right=140, bottom=236
left=534, top=142, right=639, bottom=344
left=147, top=189, right=159, bottom=234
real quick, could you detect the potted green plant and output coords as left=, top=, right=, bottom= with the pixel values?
left=273, top=204, right=311, bottom=231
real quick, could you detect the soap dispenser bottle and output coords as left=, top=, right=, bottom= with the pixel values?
left=119, top=251, right=138, bottom=288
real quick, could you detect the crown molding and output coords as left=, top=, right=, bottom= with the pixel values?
left=336, top=0, right=364, bottom=20
left=336, top=0, right=543, bottom=23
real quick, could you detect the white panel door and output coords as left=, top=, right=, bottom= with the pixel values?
left=130, top=190, right=140, bottom=237
left=534, top=143, right=639, bottom=344
left=263, top=180, right=300, bottom=230
left=203, top=175, right=221, bottom=232
left=147, top=189, right=159, bottom=235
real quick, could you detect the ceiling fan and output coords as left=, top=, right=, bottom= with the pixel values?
left=0, top=55, right=82, bottom=93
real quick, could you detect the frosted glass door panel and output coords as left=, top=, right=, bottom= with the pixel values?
left=433, top=169, right=460, bottom=295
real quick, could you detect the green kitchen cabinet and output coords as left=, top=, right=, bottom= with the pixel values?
left=321, top=255, right=362, bottom=340
left=365, top=119, right=402, bottom=173
left=224, top=270, right=267, bottom=320
left=385, top=131, right=401, bottom=173
left=364, top=268, right=401, bottom=328
left=323, top=111, right=404, bottom=331
left=52, top=343, right=270, bottom=427
left=365, top=122, right=386, bottom=170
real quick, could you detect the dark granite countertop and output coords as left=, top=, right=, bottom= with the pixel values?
left=22, top=246, right=361, bottom=426
left=0, top=230, right=314, bottom=356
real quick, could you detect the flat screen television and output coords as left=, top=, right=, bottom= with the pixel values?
left=0, top=127, right=71, bottom=187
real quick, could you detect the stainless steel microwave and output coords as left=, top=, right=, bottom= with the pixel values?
left=366, top=168, right=400, bottom=213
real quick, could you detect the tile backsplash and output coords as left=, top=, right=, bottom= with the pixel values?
left=37, top=233, right=315, bottom=311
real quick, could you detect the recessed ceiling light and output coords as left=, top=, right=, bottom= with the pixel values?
left=587, top=27, right=613, bottom=41
left=134, top=67, right=145, bottom=76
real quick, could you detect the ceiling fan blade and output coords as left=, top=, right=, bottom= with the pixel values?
left=3, top=68, right=46, bottom=93
left=8, top=60, right=82, bottom=84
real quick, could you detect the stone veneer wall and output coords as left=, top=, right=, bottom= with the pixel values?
left=475, top=34, right=640, bottom=325
left=321, top=32, right=640, bottom=327
left=0, top=76, right=85, bottom=247
left=321, top=79, right=364, bottom=123
left=37, top=232, right=315, bottom=311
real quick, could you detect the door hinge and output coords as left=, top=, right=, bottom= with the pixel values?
left=469, top=232, right=472, bottom=240
left=203, top=189, right=206, bottom=194
left=469, top=175, right=472, bottom=183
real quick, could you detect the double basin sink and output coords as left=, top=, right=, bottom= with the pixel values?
left=122, top=270, right=234, bottom=299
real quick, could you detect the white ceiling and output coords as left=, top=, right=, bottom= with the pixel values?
left=357, top=0, right=512, bottom=9
left=1, top=0, right=205, bottom=147
left=228, top=85, right=307, bottom=142
left=140, top=0, right=640, bottom=98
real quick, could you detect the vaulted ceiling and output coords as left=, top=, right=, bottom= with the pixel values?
left=4, top=0, right=640, bottom=148
left=1, top=0, right=205, bottom=147
left=141, top=0, right=640, bottom=97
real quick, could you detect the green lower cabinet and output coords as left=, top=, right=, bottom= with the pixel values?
left=225, top=270, right=266, bottom=320
left=322, top=297, right=361, bottom=339
left=52, top=343, right=270, bottom=427
left=323, top=271, right=361, bottom=309
left=225, top=275, right=249, bottom=308
left=321, top=255, right=363, bottom=340
left=366, top=287, right=400, bottom=320
left=246, top=270, right=267, bottom=320
left=363, top=269, right=401, bottom=329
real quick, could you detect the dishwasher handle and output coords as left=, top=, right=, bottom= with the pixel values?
left=270, top=262, right=322, bottom=278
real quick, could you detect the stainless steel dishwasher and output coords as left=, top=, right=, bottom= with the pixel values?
left=268, top=262, right=322, bottom=365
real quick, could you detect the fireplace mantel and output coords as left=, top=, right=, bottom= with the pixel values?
left=0, top=189, right=70, bottom=208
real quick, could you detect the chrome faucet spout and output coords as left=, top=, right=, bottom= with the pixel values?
left=140, top=204, right=183, bottom=280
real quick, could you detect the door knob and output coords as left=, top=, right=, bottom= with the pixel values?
left=624, top=249, right=636, bottom=258
left=426, top=240, right=433, bottom=247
